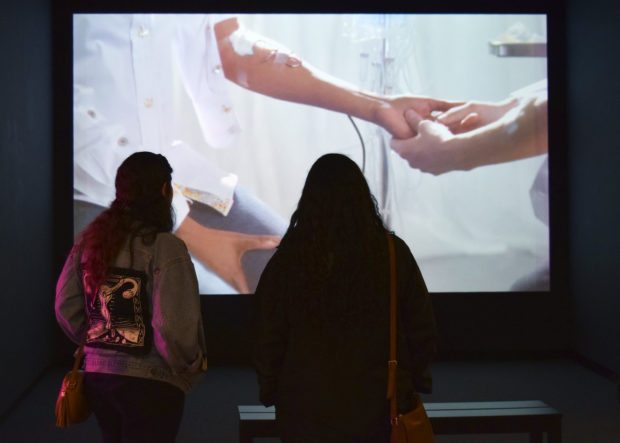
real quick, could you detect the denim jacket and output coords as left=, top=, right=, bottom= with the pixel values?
left=55, top=232, right=207, bottom=393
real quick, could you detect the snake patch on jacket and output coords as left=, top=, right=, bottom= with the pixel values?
left=86, top=268, right=151, bottom=354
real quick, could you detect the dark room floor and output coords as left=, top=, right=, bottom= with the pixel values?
left=1, top=358, right=618, bottom=442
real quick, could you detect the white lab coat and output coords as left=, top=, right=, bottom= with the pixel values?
left=73, top=13, right=241, bottom=227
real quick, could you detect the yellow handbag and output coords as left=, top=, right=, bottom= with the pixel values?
left=386, top=234, right=434, bottom=443
left=55, top=331, right=91, bottom=427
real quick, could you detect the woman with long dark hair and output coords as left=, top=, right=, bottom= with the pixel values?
left=56, top=152, right=206, bottom=443
left=254, top=153, right=437, bottom=442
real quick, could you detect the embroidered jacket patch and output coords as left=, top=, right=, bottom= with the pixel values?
left=86, top=267, right=151, bottom=354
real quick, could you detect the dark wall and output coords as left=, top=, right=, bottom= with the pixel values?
left=566, top=0, right=620, bottom=374
left=0, top=0, right=55, bottom=416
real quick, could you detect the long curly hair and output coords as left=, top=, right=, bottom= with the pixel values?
left=277, top=153, right=390, bottom=326
left=76, top=152, right=174, bottom=296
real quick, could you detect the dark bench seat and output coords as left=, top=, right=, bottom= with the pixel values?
left=238, top=400, right=561, bottom=443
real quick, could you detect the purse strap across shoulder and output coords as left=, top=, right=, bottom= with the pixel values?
left=386, top=233, right=398, bottom=422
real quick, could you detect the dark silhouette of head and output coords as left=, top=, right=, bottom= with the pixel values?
left=291, top=153, right=385, bottom=238
left=77, top=152, right=174, bottom=295
left=276, top=153, right=389, bottom=322
left=114, top=151, right=174, bottom=223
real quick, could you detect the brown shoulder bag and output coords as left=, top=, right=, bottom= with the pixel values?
left=386, top=233, right=434, bottom=443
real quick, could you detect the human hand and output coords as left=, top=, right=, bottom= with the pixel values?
left=374, top=96, right=463, bottom=139
left=176, top=217, right=280, bottom=293
left=436, top=98, right=518, bottom=134
left=390, top=109, right=463, bottom=175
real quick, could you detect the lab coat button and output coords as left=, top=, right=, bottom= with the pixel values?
left=138, top=26, right=149, bottom=38
left=118, top=137, right=128, bottom=146
left=87, top=110, right=96, bottom=119
left=144, top=98, right=154, bottom=108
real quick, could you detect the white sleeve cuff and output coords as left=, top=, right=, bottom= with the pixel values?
left=172, top=188, right=191, bottom=232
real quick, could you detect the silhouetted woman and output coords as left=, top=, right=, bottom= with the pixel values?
left=56, top=152, right=206, bottom=443
left=254, top=153, right=437, bottom=443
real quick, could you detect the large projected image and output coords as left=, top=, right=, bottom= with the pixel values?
left=73, top=13, right=549, bottom=294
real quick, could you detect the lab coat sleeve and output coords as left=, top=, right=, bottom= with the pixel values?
left=171, top=14, right=241, bottom=149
